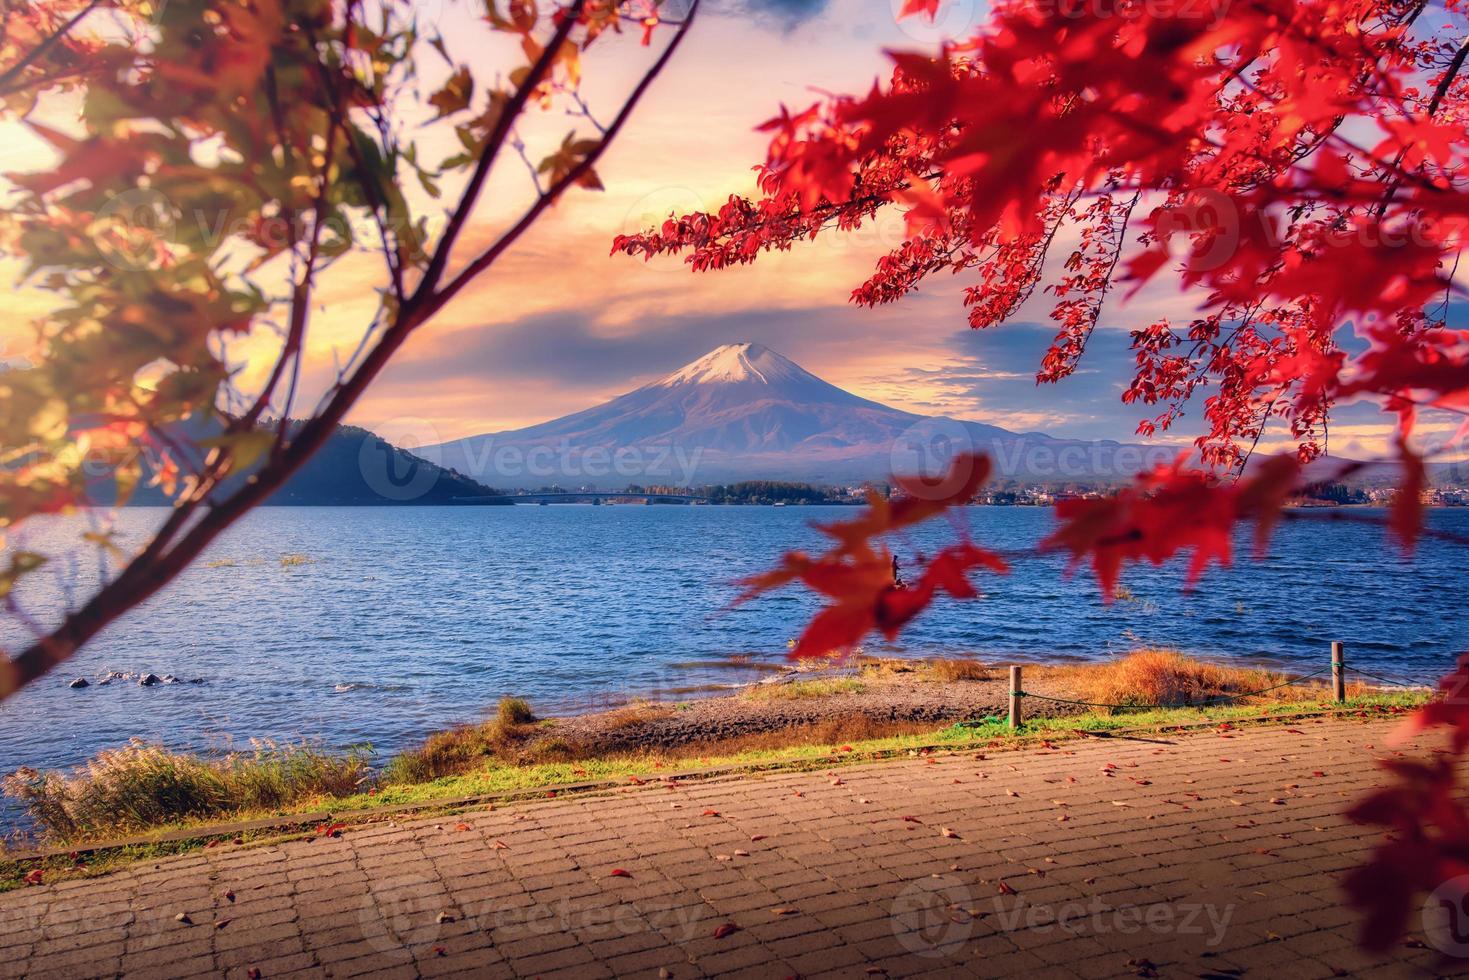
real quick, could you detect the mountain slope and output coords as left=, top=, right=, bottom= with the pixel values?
left=111, top=423, right=503, bottom=506
left=431, top=343, right=1174, bottom=488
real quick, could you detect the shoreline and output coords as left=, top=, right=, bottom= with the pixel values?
left=399, top=652, right=1400, bottom=770
left=2, top=650, right=1431, bottom=856
left=0, top=691, right=1428, bottom=891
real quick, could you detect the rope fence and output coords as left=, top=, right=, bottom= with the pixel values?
left=997, top=642, right=1440, bottom=729
left=1342, top=665, right=1440, bottom=688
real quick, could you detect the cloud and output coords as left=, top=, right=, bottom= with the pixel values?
left=361, top=301, right=941, bottom=437
left=721, top=0, right=833, bottom=29
left=852, top=323, right=1173, bottom=442
left=381, top=305, right=888, bottom=389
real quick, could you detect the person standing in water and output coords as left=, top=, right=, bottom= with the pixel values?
left=891, top=555, right=906, bottom=589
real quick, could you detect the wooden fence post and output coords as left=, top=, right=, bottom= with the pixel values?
left=1332, top=641, right=1345, bottom=703
left=1009, top=665, right=1022, bottom=729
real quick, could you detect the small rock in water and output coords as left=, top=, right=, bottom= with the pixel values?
left=139, top=673, right=162, bottom=687
left=161, top=675, right=179, bottom=684
left=68, top=678, right=89, bottom=689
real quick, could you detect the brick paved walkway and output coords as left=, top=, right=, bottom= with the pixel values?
left=1, top=717, right=1463, bottom=979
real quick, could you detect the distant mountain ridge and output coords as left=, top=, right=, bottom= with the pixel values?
left=113, top=423, right=502, bottom=506
left=429, top=343, right=1180, bottom=488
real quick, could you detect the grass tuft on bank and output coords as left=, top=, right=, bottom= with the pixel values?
left=1040, top=649, right=1362, bottom=712
left=2, top=740, right=369, bottom=840
left=381, top=696, right=539, bottom=785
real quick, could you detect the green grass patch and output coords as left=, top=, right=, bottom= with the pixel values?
left=742, top=678, right=865, bottom=701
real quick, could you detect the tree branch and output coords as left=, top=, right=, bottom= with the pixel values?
left=0, top=0, right=101, bottom=97
left=412, top=0, right=587, bottom=301
left=0, top=4, right=701, bottom=700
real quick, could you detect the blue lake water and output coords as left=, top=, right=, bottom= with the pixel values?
left=0, top=505, right=1464, bottom=781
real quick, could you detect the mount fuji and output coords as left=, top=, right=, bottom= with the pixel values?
left=427, top=343, right=1174, bottom=488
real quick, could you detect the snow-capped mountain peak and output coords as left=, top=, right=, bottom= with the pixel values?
left=655, top=342, right=810, bottom=388
left=428, top=342, right=1160, bottom=488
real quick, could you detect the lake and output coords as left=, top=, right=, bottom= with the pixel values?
left=0, top=504, right=1463, bottom=780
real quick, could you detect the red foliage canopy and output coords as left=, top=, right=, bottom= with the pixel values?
left=615, top=0, right=1469, bottom=472
left=617, top=0, right=1469, bottom=951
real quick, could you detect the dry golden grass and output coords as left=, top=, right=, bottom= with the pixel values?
left=496, top=696, right=535, bottom=726
left=3, top=741, right=369, bottom=840
left=853, top=656, right=920, bottom=678
left=600, top=703, right=677, bottom=730
left=385, top=697, right=538, bottom=782
left=925, top=658, right=993, bottom=682
left=1036, top=649, right=1359, bottom=713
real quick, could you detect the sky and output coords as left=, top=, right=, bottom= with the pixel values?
left=2, top=0, right=1457, bottom=462
left=353, top=0, right=1031, bottom=447
left=338, top=0, right=1455, bottom=461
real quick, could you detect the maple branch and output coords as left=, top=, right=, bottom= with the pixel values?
left=412, top=0, right=587, bottom=301
left=1428, top=36, right=1469, bottom=116
left=1373, top=34, right=1469, bottom=218
left=431, top=0, right=699, bottom=311
left=0, top=0, right=100, bottom=96
left=0, top=6, right=700, bottom=701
